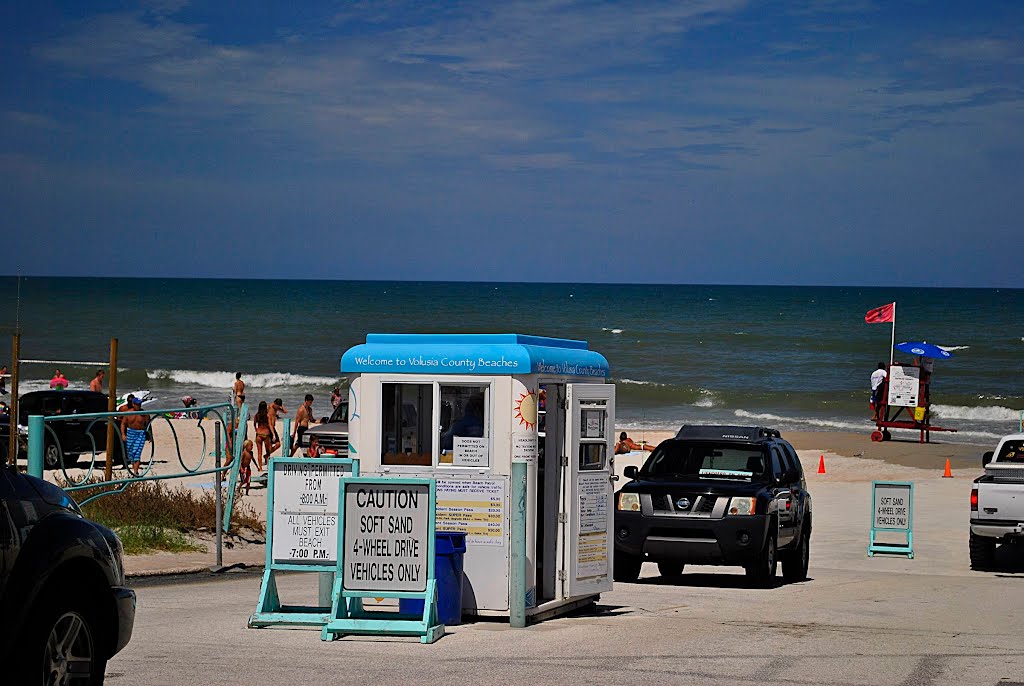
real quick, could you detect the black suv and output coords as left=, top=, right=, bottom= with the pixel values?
left=0, top=391, right=109, bottom=469
left=0, top=460, right=135, bottom=683
left=614, top=425, right=811, bottom=586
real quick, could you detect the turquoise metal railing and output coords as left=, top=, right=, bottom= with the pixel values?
left=27, top=402, right=247, bottom=531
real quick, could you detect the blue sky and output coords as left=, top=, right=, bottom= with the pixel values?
left=2, top=1, right=1022, bottom=286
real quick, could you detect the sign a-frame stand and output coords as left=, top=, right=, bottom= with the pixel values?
left=250, top=456, right=358, bottom=628
left=322, top=476, right=444, bottom=644
left=868, top=480, right=914, bottom=559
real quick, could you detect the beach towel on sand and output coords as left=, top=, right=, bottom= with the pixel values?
left=126, top=427, right=146, bottom=463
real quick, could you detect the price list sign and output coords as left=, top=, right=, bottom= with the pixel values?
left=271, top=461, right=350, bottom=565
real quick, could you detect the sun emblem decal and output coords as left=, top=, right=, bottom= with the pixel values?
left=514, top=391, right=538, bottom=430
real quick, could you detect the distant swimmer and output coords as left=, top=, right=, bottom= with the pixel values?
left=615, top=432, right=654, bottom=454
left=50, top=369, right=68, bottom=390
left=870, top=362, right=887, bottom=421
left=90, top=369, right=105, bottom=393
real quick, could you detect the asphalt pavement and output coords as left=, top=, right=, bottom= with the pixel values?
left=105, top=456, right=1024, bottom=686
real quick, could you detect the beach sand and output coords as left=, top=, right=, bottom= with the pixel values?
left=37, top=418, right=993, bottom=574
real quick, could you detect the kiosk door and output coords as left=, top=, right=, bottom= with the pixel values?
left=563, top=383, right=616, bottom=598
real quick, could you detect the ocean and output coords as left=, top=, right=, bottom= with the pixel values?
left=1, top=278, right=1021, bottom=444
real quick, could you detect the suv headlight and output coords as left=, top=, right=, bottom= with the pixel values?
left=617, top=492, right=640, bottom=512
left=727, top=497, right=757, bottom=515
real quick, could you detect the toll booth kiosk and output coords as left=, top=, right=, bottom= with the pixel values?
left=341, top=334, right=615, bottom=620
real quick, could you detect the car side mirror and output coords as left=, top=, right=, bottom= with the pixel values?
left=624, top=465, right=638, bottom=479
left=982, top=451, right=994, bottom=467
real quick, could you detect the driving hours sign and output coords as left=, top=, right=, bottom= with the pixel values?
left=342, top=481, right=431, bottom=592
left=271, top=460, right=352, bottom=564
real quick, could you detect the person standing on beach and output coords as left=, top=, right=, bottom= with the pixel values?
left=89, top=369, right=105, bottom=393
left=121, top=397, right=148, bottom=476
left=268, top=398, right=286, bottom=445
left=290, top=394, right=315, bottom=456
left=233, top=372, right=245, bottom=408
left=870, top=362, right=887, bottom=422
left=252, top=401, right=280, bottom=469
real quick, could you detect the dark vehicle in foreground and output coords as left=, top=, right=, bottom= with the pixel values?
left=0, top=461, right=135, bottom=684
left=300, top=399, right=349, bottom=454
left=0, top=391, right=109, bottom=469
left=614, top=425, right=811, bottom=586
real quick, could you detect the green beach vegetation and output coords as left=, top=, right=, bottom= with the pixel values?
left=60, top=478, right=265, bottom=556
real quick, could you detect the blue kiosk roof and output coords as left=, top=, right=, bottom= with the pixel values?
left=341, top=334, right=609, bottom=378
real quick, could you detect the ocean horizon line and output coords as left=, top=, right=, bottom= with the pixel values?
left=0, top=274, right=1020, bottom=292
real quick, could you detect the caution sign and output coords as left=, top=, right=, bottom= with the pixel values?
left=271, top=461, right=351, bottom=565
left=342, top=482, right=430, bottom=592
left=872, top=482, right=911, bottom=530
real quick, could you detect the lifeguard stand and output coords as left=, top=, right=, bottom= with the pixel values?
left=873, top=361, right=957, bottom=443
left=340, top=333, right=616, bottom=620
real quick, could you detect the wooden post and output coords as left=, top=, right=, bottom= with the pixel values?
left=105, top=337, right=118, bottom=481
left=7, top=333, right=19, bottom=466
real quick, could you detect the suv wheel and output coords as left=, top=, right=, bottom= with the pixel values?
left=613, top=552, right=642, bottom=583
left=657, top=562, right=685, bottom=579
left=745, top=530, right=777, bottom=587
left=969, top=532, right=996, bottom=570
left=781, top=529, right=810, bottom=582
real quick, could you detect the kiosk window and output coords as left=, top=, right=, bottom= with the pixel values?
left=381, top=383, right=432, bottom=467
left=578, top=401, right=608, bottom=470
left=439, top=385, right=489, bottom=467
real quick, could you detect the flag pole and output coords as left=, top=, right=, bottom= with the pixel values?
left=889, top=301, right=896, bottom=366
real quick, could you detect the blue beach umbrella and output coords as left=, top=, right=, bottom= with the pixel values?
left=894, top=341, right=953, bottom=359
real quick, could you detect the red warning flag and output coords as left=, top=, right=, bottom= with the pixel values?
left=864, top=302, right=895, bottom=324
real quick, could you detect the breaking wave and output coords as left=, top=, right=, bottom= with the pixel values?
left=930, top=404, right=1022, bottom=422
left=148, top=369, right=341, bottom=389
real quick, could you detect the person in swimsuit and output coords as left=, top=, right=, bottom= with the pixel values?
left=233, top=372, right=245, bottom=408
left=290, top=394, right=315, bottom=456
left=306, top=435, right=322, bottom=458
left=240, top=440, right=254, bottom=495
left=121, top=397, right=148, bottom=476
left=252, top=401, right=280, bottom=469
left=89, top=369, right=105, bottom=393
left=268, top=398, right=286, bottom=444
left=615, top=432, right=654, bottom=455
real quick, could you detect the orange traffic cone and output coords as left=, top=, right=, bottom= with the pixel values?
left=942, top=458, right=953, bottom=478
left=817, top=455, right=826, bottom=474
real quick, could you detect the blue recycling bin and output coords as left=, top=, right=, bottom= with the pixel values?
left=400, top=531, right=467, bottom=625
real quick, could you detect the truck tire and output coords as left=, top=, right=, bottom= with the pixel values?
left=613, top=553, right=642, bottom=583
left=781, top=528, right=810, bottom=582
left=43, top=441, right=62, bottom=470
left=969, top=532, right=996, bottom=570
left=657, top=562, right=685, bottom=579
left=745, top=530, right=777, bottom=587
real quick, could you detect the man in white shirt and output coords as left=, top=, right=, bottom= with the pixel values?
left=870, top=363, right=887, bottom=421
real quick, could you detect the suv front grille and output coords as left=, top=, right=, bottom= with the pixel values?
left=648, top=493, right=718, bottom=515
left=319, top=435, right=349, bottom=452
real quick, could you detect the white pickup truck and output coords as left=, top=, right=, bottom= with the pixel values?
left=970, top=432, right=1024, bottom=569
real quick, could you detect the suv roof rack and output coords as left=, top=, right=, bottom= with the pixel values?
left=674, top=425, right=782, bottom=441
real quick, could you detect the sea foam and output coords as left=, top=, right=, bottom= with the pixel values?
left=930, top=404, right=1022, bottom=422
left=148, top=369, right=340, bottom=389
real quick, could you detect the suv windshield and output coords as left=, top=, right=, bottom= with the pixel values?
left=641, top=441, right=769, bottom=481
left=328, top=401, right=349, bottom=424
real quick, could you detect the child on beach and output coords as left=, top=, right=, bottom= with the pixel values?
left=240, top=440, right=254, bottom=495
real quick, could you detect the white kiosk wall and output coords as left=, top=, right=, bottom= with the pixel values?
left=340, top=334, right=614, bottom=618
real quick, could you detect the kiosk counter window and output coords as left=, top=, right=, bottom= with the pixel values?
left=381, top=383, right=433, bottom=466
left=578, top=400, right=609, bottom=470
left=439, top=384, right=490, bottom=467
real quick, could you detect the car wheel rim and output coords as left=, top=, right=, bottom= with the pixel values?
left=44, top=611, right=94, bottom=686
left=45, top=445, right=60, bottom=467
